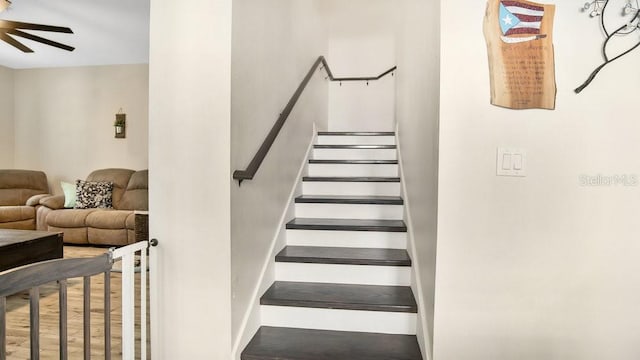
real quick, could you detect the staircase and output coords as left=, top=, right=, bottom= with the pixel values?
left=241, top=131, right=422, bottom=360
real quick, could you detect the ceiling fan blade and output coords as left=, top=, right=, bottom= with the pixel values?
left=0, top=32, right=33, bottom=52
left=0, top=20, right=73, bottom=33
left=7, top=29, right=74, bottom=51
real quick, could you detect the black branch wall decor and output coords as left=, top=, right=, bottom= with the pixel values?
left=576, top=0, right=640, bottom=93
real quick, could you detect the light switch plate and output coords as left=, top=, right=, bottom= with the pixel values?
left=497, top=148, right=526, bottom=177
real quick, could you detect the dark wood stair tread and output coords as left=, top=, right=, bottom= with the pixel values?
left=276, top=246, right=411, bottom=266
left=314, top=144, right=396, bottom=149
left=261, top=281, right=417, bottom=313
left=303, top=176, right=400, bottom=182
left=318, top=131, right=395, bottom=136
left=309, top=159, right=398, bottom=164
left=242, top=326, right=422, bottom=360
left=295, top=195, right=403, bottom=205
left=286, top=218, right=407, bottom=232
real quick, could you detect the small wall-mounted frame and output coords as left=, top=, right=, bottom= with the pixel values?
left=114, top=112, right=126, bottom=139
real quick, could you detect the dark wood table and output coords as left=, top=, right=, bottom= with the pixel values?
left=0, top=229, right=63, bottom=273
left=134, top=211, right=149, bottom=243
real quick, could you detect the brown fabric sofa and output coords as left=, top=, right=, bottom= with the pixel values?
left=39, top=168, right=148, bottom=246
left=0, top=170, right=50, bottom=230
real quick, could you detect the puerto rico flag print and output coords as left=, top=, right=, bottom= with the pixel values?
left=499, top=0, right=546, bottom=43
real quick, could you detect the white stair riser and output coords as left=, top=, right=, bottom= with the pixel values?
left=261, top=306, right=417, bottom=335
left=276, top=263, right=411, bottom=286
left=286, top=230, right=407, bottom=249
left=313, top=148, right=397, bottom=160
left=295, top=203, right=403, bottom=220
left=302, top=181, right=400, bottom=196
left=308, top=163, right=398, bottom=177
left=317, top=135, right=395, bottom=145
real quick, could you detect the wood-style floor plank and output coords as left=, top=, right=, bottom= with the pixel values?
left=295, top=195, right=403, bottom=205
left=242, top=326, right=422, bottom=360
left=286, top=218, right=407, bottom=232
left=276, top=246, right=411, bottom=266
left=317, top=132, right=395, bottom=136
left=302, top=176, right=400, bottom=182
left=308, top=159, right=398, bottom=164
left=261, top=281, right=417, bottom=313
left=313, top=145, right=397, bottom=149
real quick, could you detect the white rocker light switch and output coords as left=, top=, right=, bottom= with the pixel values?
left=497, top=148, right=526, bottom=177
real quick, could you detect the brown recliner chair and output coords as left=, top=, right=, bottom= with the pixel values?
left=0, top=170, right=50, bottom=230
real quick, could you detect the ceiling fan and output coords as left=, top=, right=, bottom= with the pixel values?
left=0, top=0, right=74, bottom=53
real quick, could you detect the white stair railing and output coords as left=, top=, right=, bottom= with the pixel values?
left=111, top=239, right=155, bottom=360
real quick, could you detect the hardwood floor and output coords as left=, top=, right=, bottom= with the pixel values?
left=5, top=246, right=150, bottom=359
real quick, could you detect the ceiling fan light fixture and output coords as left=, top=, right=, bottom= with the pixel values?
left=0, top=0, right=75, bottom=53
left=0, top=0, right=10, bottom=13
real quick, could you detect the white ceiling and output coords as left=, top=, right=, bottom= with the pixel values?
left=0, top=0, right=149, bottom=69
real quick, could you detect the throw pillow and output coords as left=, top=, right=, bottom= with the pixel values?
left=75, top=180, right=114, bottom=209
left=61, top=181, right=77, bottom=208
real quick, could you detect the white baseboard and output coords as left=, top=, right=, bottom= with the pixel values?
left=286, top=229, right=407, bottom=249
left=302, top=181, right=401, bottom=196
left=308, top=163, right=399, bottom=177
left=396, top=125, right=432, bottom=360
left=316, top=135, right=396, bottom=145
left=294, top=203, right=404, bottom=220
left=230, top=125, right=317, bottom=360
left=313, top=148, right=397, bottom=160
left=275, top=262, right=411, bottom=286
left=261, top=305, right=417, bottom=335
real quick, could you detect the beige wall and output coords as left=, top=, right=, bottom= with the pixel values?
left=435, top=1, right=640, bottom=359
left=323, top=0, right=396, bottom=131
left=230, top=0, right=328, bottom=354
left=0, top=66, right=14, bottom=168
left=13, top=64, right=148, bottom=192
left=395, top=0, right=439, bottom=358
left=324, top=0, right=396, bottom=76
left=148, top=0, right=232, bottom=358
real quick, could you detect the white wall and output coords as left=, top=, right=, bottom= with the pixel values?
left=436, top=1, right=640, bottom=360
left=395, top=0, right=439, bottom=358
left=0, top=66, right=14, bottom=168
left=328, top=77, right=395, bottom=132
left=148, top=0, right=232, bottom=358
left=13, top=64, right=148, bottom=192
left=323, top=0, right=396, bottom=131
left=230, top=0, right=327, bottom=354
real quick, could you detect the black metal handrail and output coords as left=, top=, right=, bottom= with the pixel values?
left=233, top=56, right=396, bottom=184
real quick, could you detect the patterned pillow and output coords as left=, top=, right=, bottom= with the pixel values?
left=74, top=180, right=114, bottom=209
